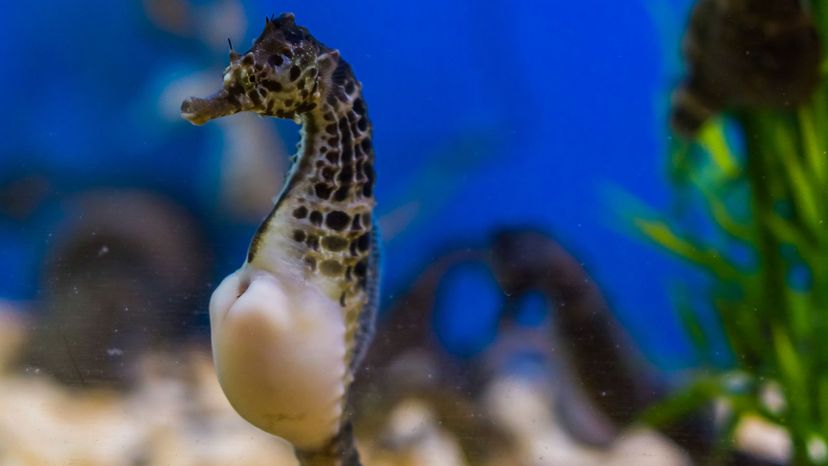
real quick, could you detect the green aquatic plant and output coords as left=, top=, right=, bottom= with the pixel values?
left=629, top=1, right=828, bottom=464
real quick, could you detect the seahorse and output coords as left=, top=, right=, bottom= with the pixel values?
left=181, top=13, right=379, bottom=466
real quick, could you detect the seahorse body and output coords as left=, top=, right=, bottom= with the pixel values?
left=181, top=13, right=379, bottom=465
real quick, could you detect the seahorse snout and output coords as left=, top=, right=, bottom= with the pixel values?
left=180, top=90, right=241, bottom=125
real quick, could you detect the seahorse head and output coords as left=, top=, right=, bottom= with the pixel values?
left=182, top=13, right=339, bottom=125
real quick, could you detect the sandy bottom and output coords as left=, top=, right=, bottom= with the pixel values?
left=0, top=307, right=691, bottom=466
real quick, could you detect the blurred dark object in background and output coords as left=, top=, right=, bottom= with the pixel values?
left=491, top=229, right=707, bottom=456
left=0, top=172, right=51, bottom=221
left=354, top=249, right=513, bottom=465
left=490, top=229, right=781, bottom=466
left=355, top=229, right=680, bottom=464
left=671, top=0, right=821, bottom=136
left=21, top=190, right=210, bottom=387
left=491, top=229, right=661, bottom=429
left=356, top=227, right=779, bottom=465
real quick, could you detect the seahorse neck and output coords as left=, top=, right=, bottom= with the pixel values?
left=247, top=68, right=375, bottom=266
left=294, top=88, right=371, bottom=202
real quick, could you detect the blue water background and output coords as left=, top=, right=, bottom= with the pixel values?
left=0, top=0, right=708, bottom=370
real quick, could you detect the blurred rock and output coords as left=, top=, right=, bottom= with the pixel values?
left=0, top=346, right=297, bottom=466
left=734, top=415, right=790, bottom=465
left=484, top=376, right=690, bottom=466
left=22, top=190, right=210, bottom=387
left=362, top=399, right=468, bottom=466
left=0, top=303, right=27, bottom=372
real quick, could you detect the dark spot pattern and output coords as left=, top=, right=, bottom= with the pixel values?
left=353, top=98, right=365, bottom=113
left=248, top=90, right=262, bottom=106
left=362, top=183, right=372, bottom=197
left=333, top=186, right=349, bottom=201
left=338, top=166, right=353, bottom=183
left=332, top=60, right=349, bottom=86
left=309, top=210, right=323, bottom=225
left=356, top=233, right=370, bottom=251
left=314, top=183, right=333, bottom=199
left=306, top=235, right=319, bottom=250
left=354, top=260, right=367, bottom=278
left=268, top=55, right=284, bottom=67
left=325, top=211, right=350, bottom=231
left=262, top=80, right=283, bottom=92
left=296, top=102, right=316, bottom=113
left=283, top=27, right=304, bottom=45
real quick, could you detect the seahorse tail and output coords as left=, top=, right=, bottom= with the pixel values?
left=296, top=420, right=361, bottom=466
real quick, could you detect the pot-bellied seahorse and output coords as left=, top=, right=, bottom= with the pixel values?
left=181, top=13, right=379, bottom=466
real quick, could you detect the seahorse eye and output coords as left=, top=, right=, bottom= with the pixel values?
left=268, top=54, right=285, bottom=67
